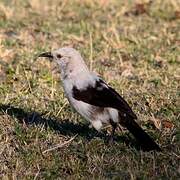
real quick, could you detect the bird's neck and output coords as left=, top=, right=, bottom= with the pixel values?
left=60, top=60, right=90, bottom=81
left=61, top=62, right=94, bottom=94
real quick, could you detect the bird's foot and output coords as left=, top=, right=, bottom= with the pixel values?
left=107, top=135, right=115, bottom=145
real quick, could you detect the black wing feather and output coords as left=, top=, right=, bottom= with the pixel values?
left=73, top=79, right=161, bottom=151
left=72, top=79, right=137, bottom=119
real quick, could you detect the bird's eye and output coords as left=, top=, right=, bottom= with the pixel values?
left=57, top=54, right=62, bottom=58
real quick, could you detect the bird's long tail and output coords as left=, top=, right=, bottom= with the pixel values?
left=120, top=114, right=161, bottom=151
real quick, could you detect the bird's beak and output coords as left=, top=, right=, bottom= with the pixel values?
left=38, top=52, right=53, bottom=59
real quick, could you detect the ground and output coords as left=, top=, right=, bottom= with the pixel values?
left=0, top=0, right=179, bottom=179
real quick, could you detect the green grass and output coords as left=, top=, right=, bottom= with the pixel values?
left=0, top=0, right=179, bottom=179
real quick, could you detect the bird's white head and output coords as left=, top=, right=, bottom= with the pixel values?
left=38, top=47, right=89, bottom=79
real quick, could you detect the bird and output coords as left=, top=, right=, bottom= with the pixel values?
left=38, top=47, right=161, bottom=151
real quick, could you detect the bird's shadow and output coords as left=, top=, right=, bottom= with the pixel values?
left=0, top=104, right=139, bottom=149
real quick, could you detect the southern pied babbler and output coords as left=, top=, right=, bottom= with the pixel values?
left=38, top=47, right=161, bottom=151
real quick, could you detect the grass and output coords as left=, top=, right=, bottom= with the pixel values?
left=0, top=0, right=179, bottom=179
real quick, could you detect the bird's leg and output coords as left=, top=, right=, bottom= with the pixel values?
left=108, top=119, right=117, bottom=144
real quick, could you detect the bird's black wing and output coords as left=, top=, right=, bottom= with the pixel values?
left=72, top=79, right=137, bottom=119
left=73, top=79, right=161, bottom=151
